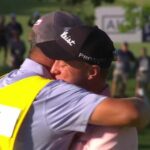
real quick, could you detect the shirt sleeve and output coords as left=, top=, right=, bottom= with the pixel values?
left=42, top=80, right=107, bottom=133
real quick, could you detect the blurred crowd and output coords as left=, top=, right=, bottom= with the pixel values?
left=0, top=11, right=40, bottom=68
left=0, top=12, right=150, bottom=97
left=111, top=42, right=150, bottom=98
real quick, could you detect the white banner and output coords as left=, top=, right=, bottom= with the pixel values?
left=95, top=6, right=142, bottom=43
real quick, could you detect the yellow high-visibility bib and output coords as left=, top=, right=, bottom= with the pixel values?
left=0, top=76, right=52, bottom=150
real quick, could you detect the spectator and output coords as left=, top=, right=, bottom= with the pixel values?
left=0, top=15, right=8, bottom=65
left=10, top=30, right=26, bottom=68
left=111, top=42, right=136, bottom=97
left=111, top=55, right=125, bottom=97
left=135, top=47, right=150, bottom=97
left=6, top=13, right=23, bottom=43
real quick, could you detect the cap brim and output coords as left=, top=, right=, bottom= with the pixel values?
left=36, top=41, right=75, bottom=60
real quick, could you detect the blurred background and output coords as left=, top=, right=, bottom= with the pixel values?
left=0, top=0, right=150, bottom=149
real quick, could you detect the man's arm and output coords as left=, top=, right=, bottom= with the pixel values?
left=89, top=96, right=150, bottom=129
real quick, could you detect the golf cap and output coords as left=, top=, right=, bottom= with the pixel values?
left=32, top=11, right=115, bottom=68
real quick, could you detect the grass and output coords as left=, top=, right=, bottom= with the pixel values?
left=139, top=126, right=150, bottom=150
left=108, top=78, right=150, bottom=150
left=0, top=0, right=150, bottom=149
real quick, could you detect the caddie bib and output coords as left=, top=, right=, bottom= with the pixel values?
left=0, top=76, right=52, bottom=150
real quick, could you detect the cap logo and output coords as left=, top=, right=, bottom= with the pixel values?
left=60, top=30, right=75, bottom=46
left=34, top=19, right=42, bottom=25
left=78, top=53, right=92, bottom=61
left=78, top=53, right=104, bottom=64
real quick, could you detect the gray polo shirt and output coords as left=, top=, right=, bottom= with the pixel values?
left=0, top=58, right=106, bottom=150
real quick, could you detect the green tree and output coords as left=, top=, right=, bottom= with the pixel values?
left=58, top=0, right=115, bottom=25
left=91, top=0, right=115, bottom=6
left=119, top=2, right=150, bottom=32
left=57, top=0, right=115, bottom=5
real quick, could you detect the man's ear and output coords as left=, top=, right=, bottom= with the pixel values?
left=88, top=65, right=99, bottom=80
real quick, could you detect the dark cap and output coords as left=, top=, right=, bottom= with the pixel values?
left=32, top=11, right=84, bottom=44
left=37, top=25, right=115, bottom=68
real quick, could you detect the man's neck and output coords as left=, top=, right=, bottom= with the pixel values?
left=85, top=80, right=108, bottom=95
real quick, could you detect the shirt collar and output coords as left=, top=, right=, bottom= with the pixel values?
left=20, top=58, right=52, bottom=78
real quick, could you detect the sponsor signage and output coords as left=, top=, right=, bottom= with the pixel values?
left=95, top=6, right=142, bottom=42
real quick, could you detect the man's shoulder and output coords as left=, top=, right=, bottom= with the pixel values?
left=128, top=50, right=134, bottom=55
left=117, top=50, right=125, bottom=55
left=44, top=80, right=106, bottom=102
left=47, top=80, right=86, bottom=93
